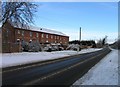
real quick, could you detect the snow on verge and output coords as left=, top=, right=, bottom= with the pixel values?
left=73, top=49, right=118, bottom=85
left=1, top=48, right=102, bottom=68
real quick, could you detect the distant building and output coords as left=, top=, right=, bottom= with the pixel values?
left=2, top=22, right=69, bottom=53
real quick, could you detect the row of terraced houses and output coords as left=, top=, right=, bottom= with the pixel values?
left=2, top=22, right=69, bottom=53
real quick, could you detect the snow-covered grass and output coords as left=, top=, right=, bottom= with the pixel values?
left=1, top=48, right=102, bottom=68
left=73, top=49, right=118, bottom=85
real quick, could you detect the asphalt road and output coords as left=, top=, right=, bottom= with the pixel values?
left=2, top=47, right=111, bottom=86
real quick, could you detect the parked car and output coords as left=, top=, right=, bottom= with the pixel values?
left=58, top=46, right=64, bottom=51
left=43, top=43, right=64, bottom=52
left=43, top=46, right=52, bottom=52
left=66, top=44, right=81, bottom=51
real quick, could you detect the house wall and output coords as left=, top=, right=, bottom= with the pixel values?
left=2, top=23, right=69, bottom=53
left=2, top=22, right=15, bottom=44
left=2, top=22, right=69, bottom=53
left=14, top=28, right=69, bottom=45
left=2, top=22, right=20, bottom=53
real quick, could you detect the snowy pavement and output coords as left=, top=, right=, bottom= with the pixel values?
left=73, top=49, right=118, bottom=85
left=1, top=48, right=102, bottom=68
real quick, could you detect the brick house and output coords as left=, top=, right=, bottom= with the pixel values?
left=2, top=22, right=69, bottom=53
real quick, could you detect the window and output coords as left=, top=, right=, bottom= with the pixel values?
left=55, top=36, right=56, bottom=39
left=57, top=36, right=59, bottom=39
left=51, top=35, right=53, bottom=39
left=36, top=33, right=39, bottom=37
left=46, top=40, right=48, bottom=43
left=46, top=34, right=48, bottom=38
left=6, top=30, right=9, bottom=37
left=41, top=40, right=43, bottom=43
left=22, top=31, right=24, bottom=36
left=18, top=30, right=20, bottom=34
left=60, top=37, right=61, bottom=40
left=30, top=32, right=32, bottom=37
left=42, top=33, right=44, bottom=38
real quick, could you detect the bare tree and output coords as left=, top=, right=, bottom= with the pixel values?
left=96, top=36, right=108, bottom=48
left=1, top=2, right=37, bottom=27
left=96, top=39, right=102, bottom=48
left=102, top=36, right=108, bottom=46
left=0, top=1, right=2, bottom=23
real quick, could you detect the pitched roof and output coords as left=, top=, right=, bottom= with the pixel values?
left=10, top=22, right=68, bottom=37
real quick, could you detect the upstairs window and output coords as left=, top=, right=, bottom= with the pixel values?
left=22, top=31, right=24, bottom=36
left=18, top=30, right=20, bottom=34
left=55, top=36, right=56, bottom=39
left=57, top=36, right=59, bottom=39
left=46, top=34, right=48, bottom=38
left=60, top=37, right=61, bottom=40
left=42, top=33, right=44, bottom=38
left=51, top=35, right=53, bottom=39
left=6, top=30, right=9, bottom=37
left=30, top=32, right=32, bottom=37
left=36, top=33, right=39, bottom=37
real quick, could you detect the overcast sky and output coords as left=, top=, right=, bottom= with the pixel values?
left=32, top=2, right=118, bottom=44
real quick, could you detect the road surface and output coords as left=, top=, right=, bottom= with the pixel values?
left=2, top=47, right=111, bottom=86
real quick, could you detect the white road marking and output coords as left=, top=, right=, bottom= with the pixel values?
left=1, top=57, right=70, bottom=73
left=24, top=53, right=103, bottom=85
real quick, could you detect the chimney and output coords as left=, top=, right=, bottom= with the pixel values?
left=79, top=27, right=81, bottom=41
